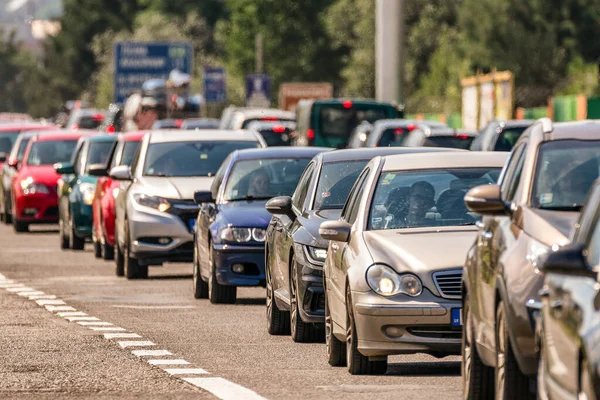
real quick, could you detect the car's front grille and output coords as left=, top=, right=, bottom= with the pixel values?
left=165, top=200, right=200, bottom=232
left=44, top=206, right=59, bottom=217
left=407, top=326, right=462, bottom=339
left=432, top=269, right=462, bottom=299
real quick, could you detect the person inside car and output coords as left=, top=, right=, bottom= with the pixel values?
left=405, top=181, right=436, bottom=227
left=248, top=169, right=270, bottom=198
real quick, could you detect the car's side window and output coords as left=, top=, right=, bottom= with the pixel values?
left=129, top=144, right=142, bottom=177
left=586, top=214, right=600, bottom=268
left=109, top=141, right=123, bottom=169
left=211, top=155, right=231, bottom=200
left=292, top=162, right=315, bottom=211
left=342, top=169, right=369, bottom=224
left=500, top=143, right=527, bottom=202
left=72, top=142, right=86, bottom=175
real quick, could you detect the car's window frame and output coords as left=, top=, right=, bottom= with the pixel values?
left=212, top=153, right=233, bottom=203
left=499, top=141, right=527, bottom=202
left=73, top=140, right=88, bottom=176
left=109, top=140, right=124, bottom=170
left=584, top=202, right=600, bottom=268
left=341, top=168, right=370, bottom=225
left=292, top=161, right=315, bottom=212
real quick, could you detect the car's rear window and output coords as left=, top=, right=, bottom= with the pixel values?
left=313, top=160, right=368, bottom=210
left=424, top=136, right=474, bottom=149
left=319, top=106, right=389, bottom=138
left=377, top=128, right=410, bottom=147
left=494, top=127, right=527, bottom=151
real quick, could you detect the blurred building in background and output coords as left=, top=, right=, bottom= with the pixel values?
left=0, top=0, right=62, bottom=53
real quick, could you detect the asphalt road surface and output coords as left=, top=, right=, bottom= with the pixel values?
left=0, top=224, right=462, bottom=399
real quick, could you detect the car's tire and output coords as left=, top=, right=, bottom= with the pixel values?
left=192, top=243, right=208, bottom=299
left=102, top=242, right=114, bottom=261
left=208, top=245, right=236, bottom=304
left=59, top=218, right=69, bottom=249
left=12, top=216, right=28, bottom=233
left=290, top=258, right=321, bottom=343
left=346, top=286, right=387, bottom=375
left=266, top=258, right=290, bottom=335
left=69, top=216, right=85, bottom=251
left=114, top=234, right=125, bottom=277
left=124, top=221, right=147, bottom=279
left=462, top=291, right=494, bottom=400
left=495, top=301, right=533, bottom=400
left=93, top=238, right=102, bottom=258
left=326, top=290, right=346, bottom=366
left=3, top=196, right=12, bottom=224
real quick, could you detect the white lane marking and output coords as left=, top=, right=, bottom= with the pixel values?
left=64, top=316, right=100, bottom=322
left=35, top=299, right=65, bottom=306
left=57, top=311, right=87, bottom=317
left=17, top=291, right=45, bottom=297
left=29, top=295, right=56, bottom=300
left=89, top=327, right=127, bottom=332
left=6, top=287, right=34, bottom=292
left=164, top=368, right=208, bottom=375
left=182, top=377, right=267, bottom=400
left=45, top=305, right=76, bottom=312
left=77, top=321, right=113, bottom=326
left=111, top=305, right=195, bottom=309
left=132, top=349, right=172, bottom=357
left=118, top=341, right=155, bottom=348
left=103, top=333, right=141, bottom=339
left=148, top=359, right=190, bottom=365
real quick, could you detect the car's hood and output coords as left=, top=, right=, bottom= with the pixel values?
left=137, top=176, right=214, bottom=200
left=218, top=200, right=272, bottom=227
left=19, top=165, right=61, bottom=187
left=523, top=208, right=579, bottom=246
left=364, top=226, right=478, bottom=275
left=303, top=209, right=343, bottom=247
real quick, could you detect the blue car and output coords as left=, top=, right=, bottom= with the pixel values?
left=193, top=147, right=330, bottom=304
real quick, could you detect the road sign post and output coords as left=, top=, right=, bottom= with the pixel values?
left=245, top=74, right=271, bottom=108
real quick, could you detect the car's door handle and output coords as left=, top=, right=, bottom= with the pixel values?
left=331, top=243, right=339, bottom=252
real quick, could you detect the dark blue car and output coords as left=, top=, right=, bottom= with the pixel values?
left=193, top=147, right=330, bottom=304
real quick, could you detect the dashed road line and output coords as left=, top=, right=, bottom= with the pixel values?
left=0, top=272, right=269, bottom=400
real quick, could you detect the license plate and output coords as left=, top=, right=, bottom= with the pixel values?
left=451, top=308, right=463, bottom=326
left=189, top=219, right=196, bottom=231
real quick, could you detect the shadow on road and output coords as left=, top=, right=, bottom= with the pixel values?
left=235, top=297, right=266, bottom=306
left=386, top=361, right=460, bottom=377
left=24, top=229, right=59, bottom=235
left=147, top=274, right=193, bottom=280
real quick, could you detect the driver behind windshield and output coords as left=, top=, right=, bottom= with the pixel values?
left=248, top=169, right=270, bottom=197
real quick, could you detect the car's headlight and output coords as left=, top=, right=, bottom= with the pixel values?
left=252, top=228, right=266, bottom=242
left=526, top=239, right=550, bottom=271
left=220, top=227, right=265, bottom=243
left=366, top=264, right=423, bottom=297
left=79, top=183, right=95, bottom=205
left=305, top=246, right=327, bottom=264
left=133, top=193, right=171, bottom=212
left=20, top=177, right=49, bottom=195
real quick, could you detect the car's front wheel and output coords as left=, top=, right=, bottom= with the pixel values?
left=495, top=301, right=533, bottom=400
left=123, top=220, right=147, bottom=279
left=3, top=194, right=12, bottom=224
left=93, top=236, right=102, bottom=258
left=208, top=245, right=236, bottom=304
left=290, top=258, right=321, bottom=343
left=346, top=286, right=387, bottom=375
left=192, top=243, right=208, bottom=299
left=462, top=291, right=494, bottom=399
left=325, top=289, right=346, bottom=366
left=59, top=217, right=69, bottom=249
left=266, top=258, right=289, bottom=335
left=102, top=242, right=114, bottom=261
left=114, top=230, right=124, bottom=277
left=69, top=215, right=85, bottom=250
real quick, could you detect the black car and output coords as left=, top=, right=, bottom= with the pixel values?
left=403, top=128, right=477, bottom=150
left=246, top=121, right=296, bottom=146
left=471, top=119, right=534, bottom=152
left=265, top=147, right=462, bottom=342
left=536, top=178, right=600, bottom=400
left=193, top=146, right=329, bottom=304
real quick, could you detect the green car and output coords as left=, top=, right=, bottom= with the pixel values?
left=55, top=134, right=116, bottom=250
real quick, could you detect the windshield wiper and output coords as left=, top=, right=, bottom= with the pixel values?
left=538, top=205, right=583, bottom=211
left=228, top=195, right=272, bottom=201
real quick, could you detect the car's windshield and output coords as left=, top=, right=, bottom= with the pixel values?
left=0, top=131, right=20, bottom=154
left=532, top=140, right=600, bottom=210
left=257, top=127, right=293, bottom=146
left=120, top=141, right=140, bottom=167
left=368, top=168, right=501, bottom=230
left=85, top=141, right=114, bottom=172
left=319, top=106, right=389, bottom=138
left=424, top=136, right=474, bottom=149
left=16, top=137, right=32, bottom=160
left=313, top=160, right=368, bottom=210
left=143, top=141, right=259, bottom=177
left=27, top=140, right=78, bottom=166
left=494, top=127, right=527, bottom=151
left=224, top=157, right=312, bottom=201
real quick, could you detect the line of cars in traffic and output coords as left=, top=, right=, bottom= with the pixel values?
left=2, top=104, right=600, bottom=397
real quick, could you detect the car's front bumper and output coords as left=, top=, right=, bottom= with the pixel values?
left=213, top=244, right=265, bottom=287
left=352, top=290, right=462, bottom=357
left=129, top=207, right=194, bottom=264
left=14, top=193, right=59, bottom=223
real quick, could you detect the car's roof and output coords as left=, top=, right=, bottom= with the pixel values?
left=0, top=123, right=55, bottom=132
left=31, top=130, right=87, bottom=142
left=319, top=147, right=462, bottom=163
left=234, top=109, right=295, bottom=119
left=246, top=121, right=296, bottom=130
left=232, top=146, right=330, bottom=160
left=313, top=98, right=394, bottom=107
left=148, top=129, right=261, bottom=143
left=546, top=120, right=600, bottom=141
left=424, top=128, right=478, bottom=137
left=120, top=131, right=146, bottom=142
left=501, top=119, right=535, bottom=128
left=374, top=119, right=446, bottom=129
left=86, top=134, right=117, bottom=142
left=381, top=151, right=509, bottom=171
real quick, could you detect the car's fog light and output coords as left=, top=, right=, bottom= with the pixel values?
left=158, top=237, right=171, bottom=245
left=385, top=326, right=403, bottom=338
left=232, top=264, right=245, bottom=274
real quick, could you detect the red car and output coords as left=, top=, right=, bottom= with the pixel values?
left=11, top=130, right=85, bottom=232
left=91, top=131, right=145, bottom=260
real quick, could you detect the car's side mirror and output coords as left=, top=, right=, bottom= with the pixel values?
left=0, top=153, right=7, bottom=163
left=194, top=190, right=214, bottom=204
left=319, top=220, right=352, bottom=242
left=54, top=162, right=75, bottom=175
left=539, top=243, right=594, bottom=277
left=88, top=164, right=108, bottom=177
left=464, top=184, right=507, bottom=216
left=109, top=165, right=131, bottom=181
left=8, top=158, right=19, bottom=168
left=265, top=196, right=295, bottom=220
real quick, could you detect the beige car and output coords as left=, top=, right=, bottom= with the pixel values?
left=319, top=152, right=508, bottom=375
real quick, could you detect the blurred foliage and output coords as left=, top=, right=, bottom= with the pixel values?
left=0, top=0, right=598, bottom=117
